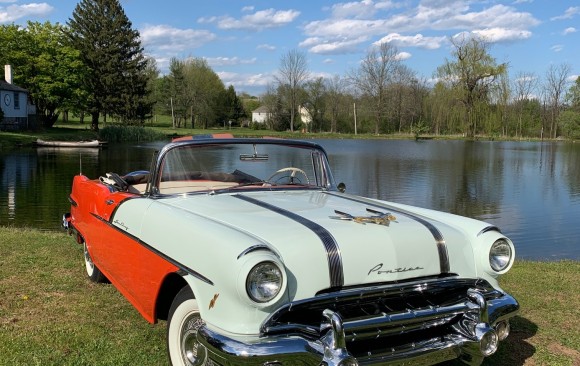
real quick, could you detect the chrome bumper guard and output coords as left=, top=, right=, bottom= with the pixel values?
left=196, top=288, right=519, bottom=366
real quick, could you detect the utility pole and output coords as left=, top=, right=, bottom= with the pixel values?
left=353, top=102, right=358, bottom=135
left=170, top=98, right=175, bottom=129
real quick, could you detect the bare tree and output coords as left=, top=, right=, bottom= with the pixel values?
left=389, top=64, right=416, bottom=133
left=543, top=63, right=571, bottom=138
left=512, top=71, right=538, bottom=137
left=276, top=49, right=309, bottom=132
left=325, top=75, right=346, bottom=133
left=349, top=42, right=401, bottom=134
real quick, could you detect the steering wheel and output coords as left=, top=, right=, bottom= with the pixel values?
left=267, top=167, right=310, bottom=185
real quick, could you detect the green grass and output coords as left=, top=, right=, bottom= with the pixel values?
left=0, top=226, right=579, bottom=365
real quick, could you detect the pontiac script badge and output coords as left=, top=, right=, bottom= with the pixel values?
left=368, top=263, right=424, bottom=276
left=330, top=208, right=396, bottom=226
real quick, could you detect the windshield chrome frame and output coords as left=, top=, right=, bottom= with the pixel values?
left=146, top=138, right=337, bottom=197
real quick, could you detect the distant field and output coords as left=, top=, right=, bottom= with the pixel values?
left=0, top=227, right=578, bottom=365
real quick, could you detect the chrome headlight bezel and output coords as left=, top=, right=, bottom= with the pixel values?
left=489, top=239, right=513, bottom=272
left=246, top=261, right=284, bottom=303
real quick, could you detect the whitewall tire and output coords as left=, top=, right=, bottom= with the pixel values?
left=167, top=287, right=206, bottom=366
left=83, top=242, right=107, bottom=283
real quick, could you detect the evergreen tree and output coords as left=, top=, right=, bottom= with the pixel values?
left=67, top=0, right=149, bottom=131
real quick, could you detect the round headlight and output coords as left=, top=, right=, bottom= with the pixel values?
left=246, top=261, right=283, bottom=303
left=489, top=239, right=512, bottom=272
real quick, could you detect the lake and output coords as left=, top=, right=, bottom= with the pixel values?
left=1, top=139, right=578, bottom=261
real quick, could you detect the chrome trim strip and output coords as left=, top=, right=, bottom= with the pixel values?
left=237, top=244, right=279, bottom=259
left=477, top=225, right=502, bottom=236
left=326, top=192, right=450, bottom=274
left=234, top=194, right=344, bottom=288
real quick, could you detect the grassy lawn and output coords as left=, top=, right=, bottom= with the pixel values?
left=0, top=226, right=579, bottom=365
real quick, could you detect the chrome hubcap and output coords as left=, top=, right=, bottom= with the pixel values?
left=180, top=311, right=205, bottom=365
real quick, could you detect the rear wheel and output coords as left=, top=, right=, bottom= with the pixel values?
left=167, top=287, right=206, bottom=366
left=83, top=242, right=107, bottom=283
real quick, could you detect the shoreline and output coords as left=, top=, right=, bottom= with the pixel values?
left=1, top=124, right=575, bottom=151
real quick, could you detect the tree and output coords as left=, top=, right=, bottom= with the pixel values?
left=219, top=85, right=245, bottom=126
left=436, top=35, right=507, bottom=138
left=349, top=42, right=401, bottom=134
left=566, top=76, right=580, bottom=110
left=325, top=75, right=347, bottom=133
left=543, top=63, right=571, bottom=138
left=164, top=57, right=226, bottom=129
left=512, top=72, right=538, bottom=138
left=276, top=49, right=309, bottom=132
left=67, top=0, right=149, bottom=131
left=303, top=77, right=327, bottom=132
left=0, top=22, right=87, bottom=128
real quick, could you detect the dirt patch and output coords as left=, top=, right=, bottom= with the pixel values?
left=547, top=343, right=580, bottom=365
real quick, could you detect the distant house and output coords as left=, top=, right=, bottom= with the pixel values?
left=1, top=65, right=36, bottom=131
left=251, top=105, right=271, bottom=124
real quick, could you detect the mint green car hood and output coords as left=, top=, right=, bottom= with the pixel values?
left=163, top=190, right=476, bottom=297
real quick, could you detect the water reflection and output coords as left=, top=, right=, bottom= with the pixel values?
left=1, top=139, right=579, bottom=260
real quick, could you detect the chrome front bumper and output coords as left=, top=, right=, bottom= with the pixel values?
left=196, top=288, right=519, bottom=366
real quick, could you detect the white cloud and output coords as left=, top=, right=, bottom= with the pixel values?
left=373, top=33, right=447, bottom=49
left=0, top=3, right=53, bottom=23
left=563, top=27, right=577, bottom=35
left=550, top=7, right=580, bottom=21
left=302, top=3, right=539, bottom=56
left=471, top=27, right=532, bottom=43
left=329, top=0, right=397, bottom=19
left=203, top=8, right=300, bottom=31
left=395, top=51, right=412, bottom=61
left=434, top=5, right=539, bottom=31
left=257, top=44, right=276, bottom=51
left=217, top=71, right=275, bottom=89
left=241, top=6, right=254, bottom=12
left=204, top=56, right=257, bottom=67
left=323, top=58, right=334, bottom=64
left=300, top=35, right=369, bottom=54
left=551, top=44, right=564, bottom=52
left=140, top=25, right=216, bottom=53
left=567, top=75, right=578, bottom=83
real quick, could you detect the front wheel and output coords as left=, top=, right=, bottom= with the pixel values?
left=167, top=287, right=206, bottom=366
left=83, top=242, right=107, bottom=283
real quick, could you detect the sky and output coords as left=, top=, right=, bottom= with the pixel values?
left=1, top=0, right=579, bottom=96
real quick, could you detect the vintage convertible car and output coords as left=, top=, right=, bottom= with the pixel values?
left=64, top=137, right=519, bottom=366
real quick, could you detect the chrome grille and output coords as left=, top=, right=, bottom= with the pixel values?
left=261, top=277, right=500, bottom=356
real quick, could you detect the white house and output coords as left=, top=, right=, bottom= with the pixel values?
left=1, top=65, right=35, bottom=130
left=251, top=105, right=271, bottom=124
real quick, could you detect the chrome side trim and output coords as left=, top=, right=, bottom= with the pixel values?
left=234, top=194, right=344, bottom=287
left=68, top=195, right=78, bottom=207
left=237, top=244, right=279, bottom=259
left=326, top=192, right=450, bottom=274
left=477, top=225, right=502, bottom=236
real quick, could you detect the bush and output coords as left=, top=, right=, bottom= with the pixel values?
left=98, top=124, right=166, bottom=142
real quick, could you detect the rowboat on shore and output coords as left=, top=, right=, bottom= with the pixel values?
left=35, top=139, right=105, bottom=148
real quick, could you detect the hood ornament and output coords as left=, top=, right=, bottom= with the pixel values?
left=331, top=208, right=396, bottom=226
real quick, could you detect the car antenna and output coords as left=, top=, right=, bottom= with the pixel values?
left=79, top=152, right=82, bottom=175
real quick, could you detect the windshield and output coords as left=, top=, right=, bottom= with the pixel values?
left=154, top=141, right=332, bottom=195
